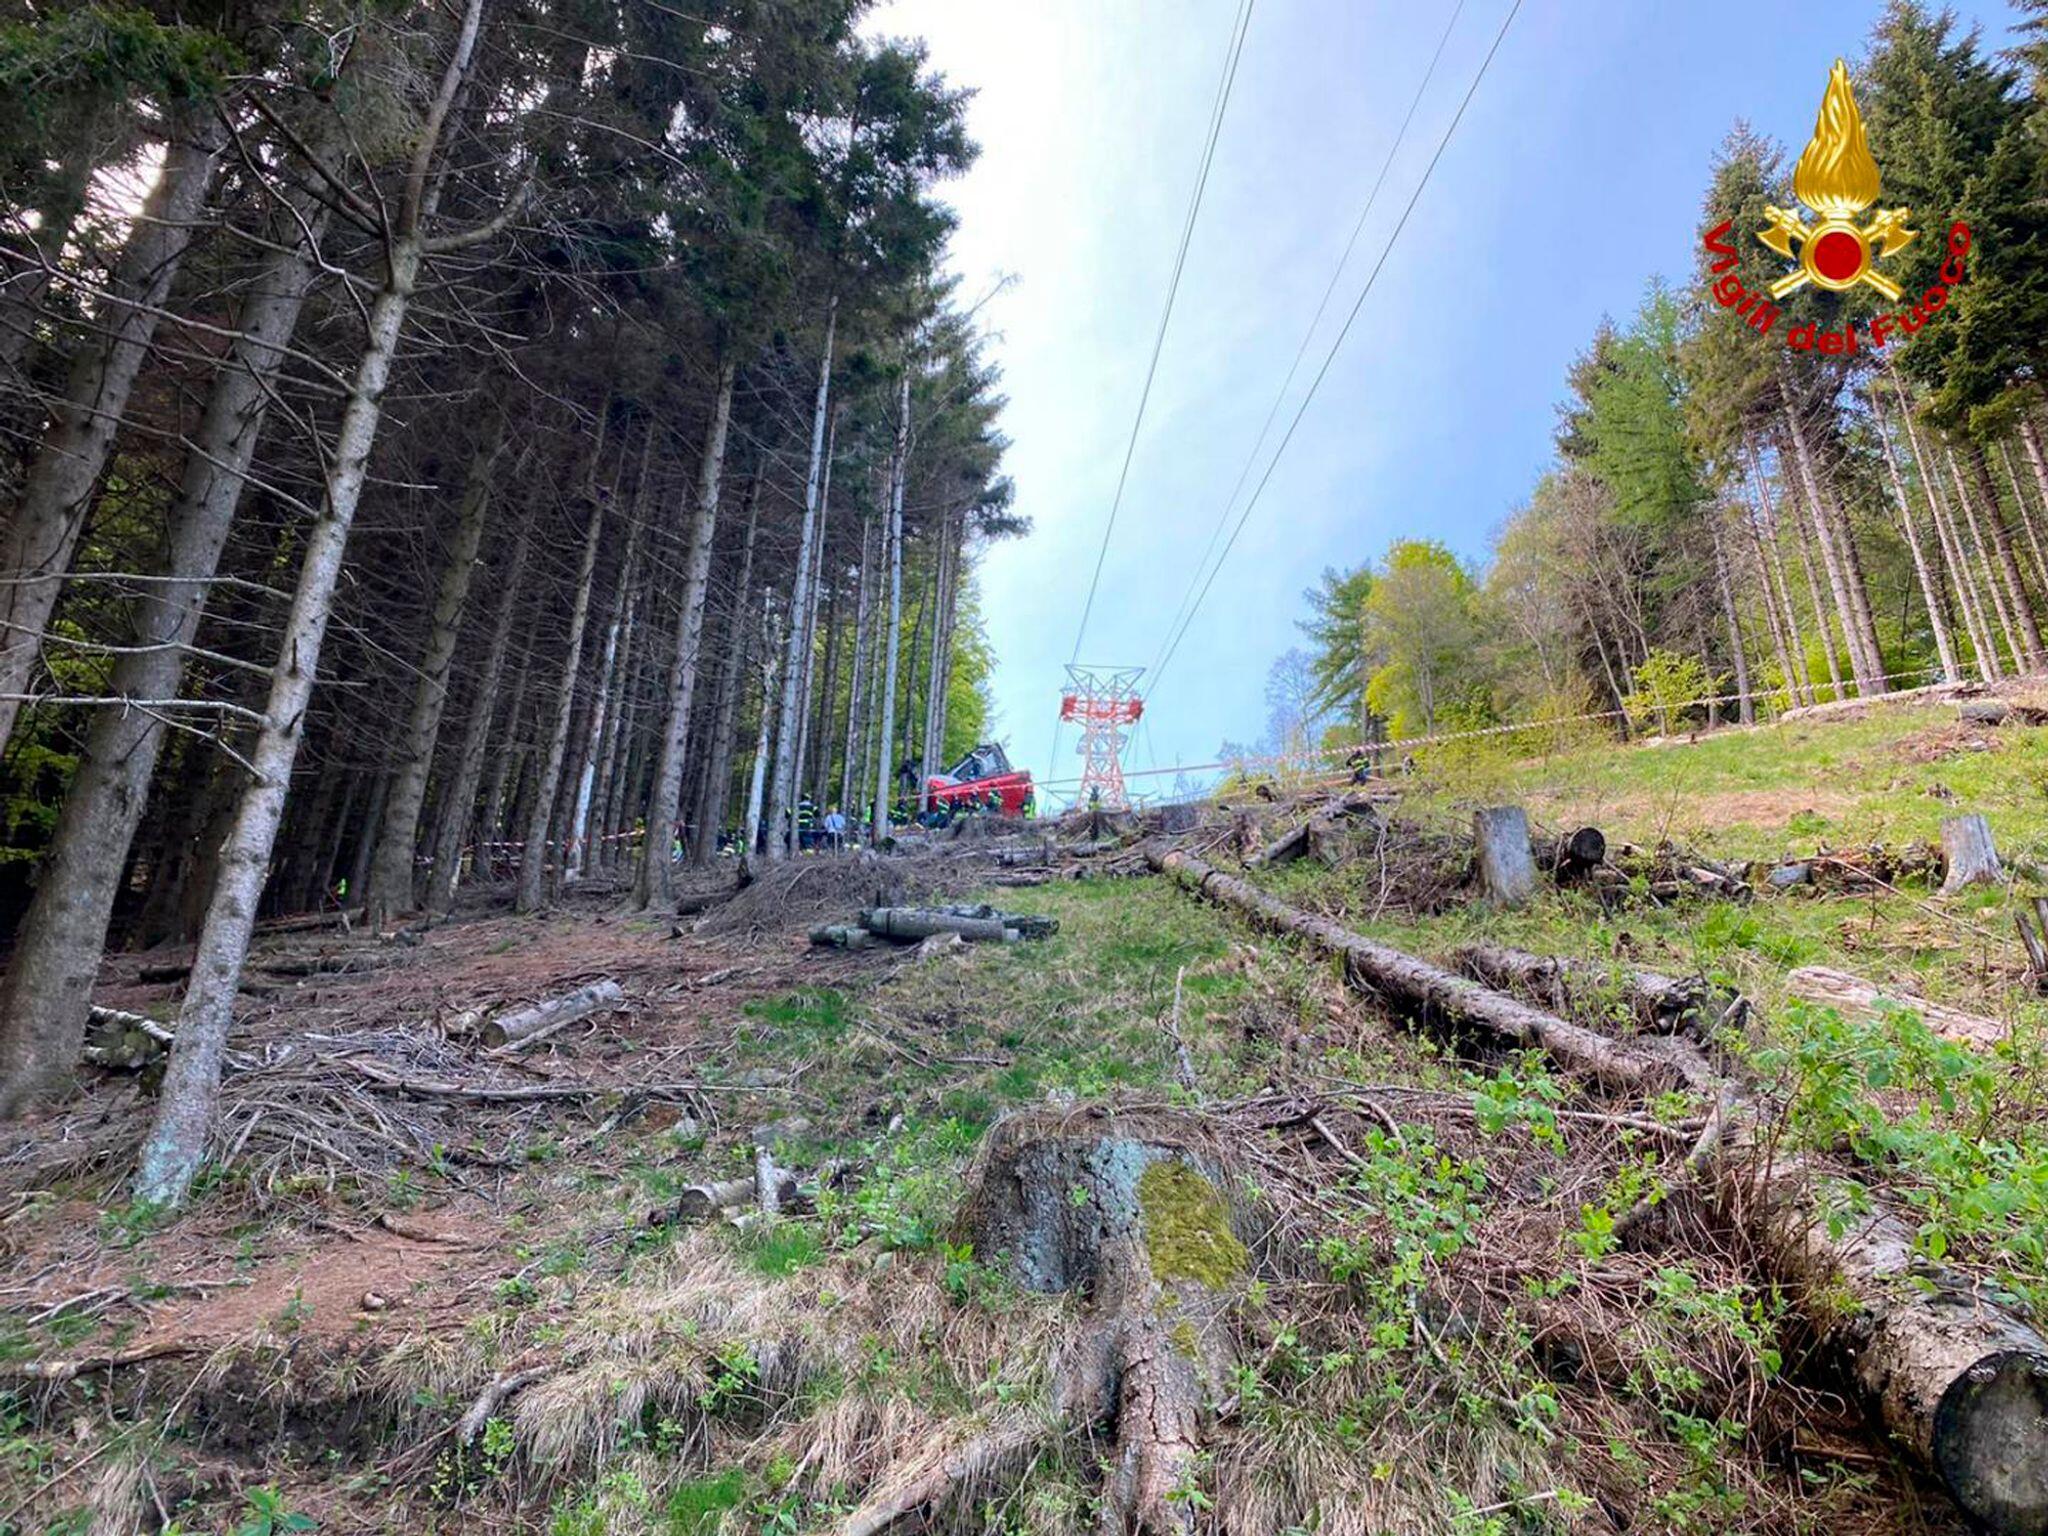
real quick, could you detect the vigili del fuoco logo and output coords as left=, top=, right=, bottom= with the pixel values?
left=1702, top=59, right=1972, bottom=353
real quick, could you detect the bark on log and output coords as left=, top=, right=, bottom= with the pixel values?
left=81, top=1008, right=176, bottom=1068
left=1532, top=825, right=1607, bottom=880
left=480, top=979, right=625, bottom=1050
left=1152, top=849, right=2048, bottom=1531
left=1454, top=942, right=1743, bottom=1040
left=1960, top=700, right=2011, bottom=726
left=1941, top=815, right=2003, bottom=894
left=1473, top=806, right=1537, bottom=906
left=1247, top=795, right=1381, bottom=870
left=674, top=1172, right=799, bottom=1220
left=1151, top=852, right=1709, bottom=1096
left=1785, top=966, right=2007, bottom=1050
left=809, top=924, right=877, bottom=950
left=859, top=908, right=1015, bottom=944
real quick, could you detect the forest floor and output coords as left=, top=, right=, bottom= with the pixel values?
left=4, top=686, right=2047, bottom=1536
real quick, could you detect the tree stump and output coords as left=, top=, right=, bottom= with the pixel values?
left=1940, top=814, right=2002, bottom=894
left=1473, top=806, right=1537, bottom=906
left=958, top=1115, right=1248, bottom=1534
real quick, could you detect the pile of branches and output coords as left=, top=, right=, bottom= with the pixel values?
left=693, top=851, right=940, bottom=939
left=0, top=987, right=714, bottom=1205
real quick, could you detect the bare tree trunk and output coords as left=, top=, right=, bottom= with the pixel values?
left=692, top=477, right=760, bottom=867
left=791, top=418, right=836, bottom=814
left=1969, top=441, right=2043, bottom=669
left=0, top=104, right=229, bottom=755
left=1869, top=389, right=1960, bottom=683
left=1707, top=512, right=1752, bottom=724
left=1746, top=444, right=1816, bottom=707
left=568, top=515, right=638, bottom=884
left=1780, top=408, right=1874, bottom=693
left=635, top=357, right=735, bottom=907
left=365, top=422, right=502, bottom=925
left=1738, top=489, right=1802, bottom=710
left=133, top=0, right=488, bottom=1208
left=427, top=510, right=532, bottom=913
left=1999, top=440, right=2048, bottom=603
left=809, top=559, right=842, bottom=808
left=516, top=490, right=606, bottom=913
left=766, top=301, right=837, bottom=862
left=1945, top=440, right=2023, bottom=675
left=840, top=511, right=876, bottom=818
left=872, top=371, right=910, bottom=840
left=592, top=569, right=643, bottom=877
left=0, top=184, right=330, bottom=1113
left=743, top=592, right=780, bottom=854
left=136, top=226, right=424, bottom=1203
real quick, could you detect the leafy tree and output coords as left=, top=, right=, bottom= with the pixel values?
left=1361, top=540, right=1484, bottom=740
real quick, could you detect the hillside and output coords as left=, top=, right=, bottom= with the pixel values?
left=4, top=686, right=2044, bottom=1535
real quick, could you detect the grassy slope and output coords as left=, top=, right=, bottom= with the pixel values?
left=17, top=697, right=2048, bottom=1535
left=1400, top=699, right=2048, bottom=863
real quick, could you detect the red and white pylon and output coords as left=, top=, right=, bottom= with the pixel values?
left=1058, top=664, right=1145, bottom=810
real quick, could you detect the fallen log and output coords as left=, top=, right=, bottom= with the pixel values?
left=481, top=979, right=625, bottom=1050
left=672, top=1171, right=800, bottom=1220
left=1784, top=965, right=2006, bottom=1050
left=1454, top=942, right=1744, bottom=1040
left=81, top=1007, right=173, bottom=1069
left=931, top=902, right=1059, bottom=939
left=1151, top=848, right=2048, bottom=1531
left=1247, top=794, right=1382, bottom=870
left=1150, top=852, right=1710, bottom=1095
left=859, top=908, right=1014, bottom=944
left=809, top=923, right=878, bottom=950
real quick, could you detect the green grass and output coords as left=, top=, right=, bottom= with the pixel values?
left=1400, top=698, right=2048, bottom=862
left=736, top=1222, right=824, bottom=1277
left=664, top=1469, right=747, bottom=1533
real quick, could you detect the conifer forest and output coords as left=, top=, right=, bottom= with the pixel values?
left=7, top=4, right=2048, bottom=1536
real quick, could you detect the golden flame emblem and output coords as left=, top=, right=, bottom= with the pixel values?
left=1758, top=60, right=1914, bottom=301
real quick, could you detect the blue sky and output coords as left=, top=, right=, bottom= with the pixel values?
left=865, top=0, right=2018, bottom=801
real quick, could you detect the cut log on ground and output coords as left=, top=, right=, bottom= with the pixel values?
left=1151, top=851, right=1711, bottom=1096
left=809, top=923, right=877, bottom=949
left=1784, top=965, right=2007, bottom=1050
left=1940, top=814, right=2003, bottom=893
left=1959, top=699, right=2048, bottom=727
left=481, top=979, right=626, bottom=1050
left=1532, top=825, right=1606, bottom=881
left=1151, top=848, right=2048, bottom=1532
left=1473, top=806, right=1537, bottom=906
left=672, top=1172, right=801, bottom=1221
left=860, top=908, right=1012, bottom=943
left=1246, top=795, right=1382, bottom=870
left=1454, top=942, right=1745, bottom=1040
left=80, top=1007, right=176, bottom=1069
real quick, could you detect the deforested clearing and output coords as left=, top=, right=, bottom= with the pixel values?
left=3, top=687, right=2046, bottom=1534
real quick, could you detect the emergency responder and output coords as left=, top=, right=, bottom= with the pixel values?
left=797, top=794, right=817, bottom=851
